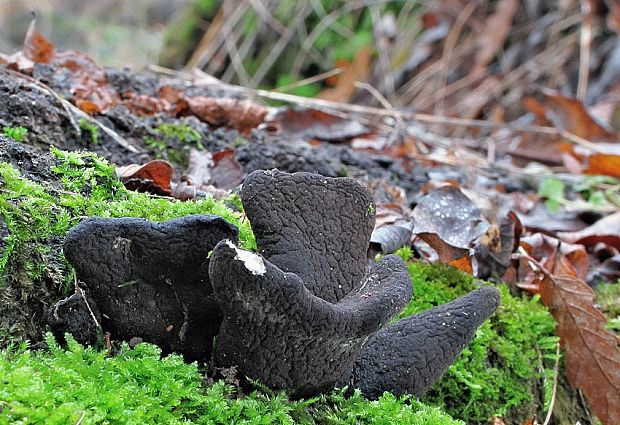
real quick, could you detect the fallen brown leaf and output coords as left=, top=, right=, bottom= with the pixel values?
left=116, top=160, right=174, bottom=196
left=537, top=250, right=620, bottom=425
left=585, top=153, right=620, bottom=178
left=474, top=211, right=522, bottom=279
left=210, top=148, right=244, bottom=190
left=367, top=179, right=414, bottom=254
left=187, top=97, right=267, bottom=135
left=273, top=108, right=369, bottom=142
left=122, top=93, right=173, bottom=116
left=536, top=88, right=618, bottom=141
left=558, top=211, right=620, bottom=250
left=318, top=46, right=372, bottom=103
left=23, top=17, right=54, bottom=63
left=517, top=234, right=589, bottom=294
left=412, top=186, right=489, bottom=272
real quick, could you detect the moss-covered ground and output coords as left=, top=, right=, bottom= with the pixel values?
left=0, top=149, right=560, bottom=424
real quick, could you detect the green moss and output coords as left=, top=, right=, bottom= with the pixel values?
left=595, top=282, right=620, bottom=332
left=0, top=149, right=255, bottom=274
left=2, top=126, right=28, bottom=142
left=154, top=123, right=201, bottom=144
left=0, top=148, right=254, bottom=343
left=78, top=118, right=99, bottom=146
left=0, top=334, right=460, bottom=424
left=396, top=260, right=559, bottom=423
left=145, top=122, right=203, bottom=166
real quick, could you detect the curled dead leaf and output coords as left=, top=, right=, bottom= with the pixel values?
left=23, top=17, right=54, bottom=63
left=367, top=179, right=414, bottom=254
left=122, top=93, right=173, bottom=116
left=116, top=160, right=174, bottom=196
left=412, top=186, right=489, bottom=272
left=210, top=148, right=244, bottom=190
left=273, top=108, right=369, bottom=142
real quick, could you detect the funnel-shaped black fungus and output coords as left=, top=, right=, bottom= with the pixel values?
left=209, top=240, right=411, bottom=398
left=349, top=285, right=501, bottom=399
left=241, top=170, right=375, bottom=303
left=63, top=215, right=238, bottom=362
left=61, top=169, right=501, bottom=400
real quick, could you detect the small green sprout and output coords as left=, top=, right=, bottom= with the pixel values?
left=2, top=126, right=28, bottom=142
left=78, top=118, right=100, bottom=145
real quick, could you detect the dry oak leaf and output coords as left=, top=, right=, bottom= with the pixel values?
left=187, top=97, right=267, bottom=135
left=516, top=233, right=589, bottom=294
left=538, top=252, right=620, bottom=425
left=412, top=186, right=489, bottom=273
left=533, top=88, right=618, bottom=141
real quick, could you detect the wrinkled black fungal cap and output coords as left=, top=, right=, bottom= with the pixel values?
left=63, top=215, right=238, bottom=362
left=209, top=240, right=411, bottom=398
left=349, top=285, right=501, bottom=399
left=241, top=169, right=376, bottom=303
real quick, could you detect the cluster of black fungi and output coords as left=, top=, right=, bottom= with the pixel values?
left=52, top=170, right=500, bottom=399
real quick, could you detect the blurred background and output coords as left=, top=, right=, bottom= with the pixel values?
left=0, top=0, right=188, bottom=67
left=2, top=0, right=619, bottom=127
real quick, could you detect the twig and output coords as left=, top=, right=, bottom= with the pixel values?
left=292, top=0, right=399, bottom=75
left=369, top=5, right=395, bottom=99
left=274, top=68, right=344, bottom=93
left=542, top=342, right=562, bottom=425
left=214, top=82, right=606, bottom=153
left=354, top=81, right=412, bottom=147
left=222, top=1, right=251, bottom=85
left=74, top=275, right=101, bottom=330
left=516, top=246, right=552, bottom=278
left=577, top=0, right=593, bottom=101
left=247, top=0, right=289, bottom=35
left=249, top=2, right=310, bottom=88
left=68, top=106, right=139, bottom=153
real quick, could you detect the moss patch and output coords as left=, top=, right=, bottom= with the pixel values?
left=392, top=248, right=559, bottom=424
left=145, top=122, right=204, bottom=166
left=0, top=334, right=462, bottom=425
left=0, top=148, right=254, bottom=344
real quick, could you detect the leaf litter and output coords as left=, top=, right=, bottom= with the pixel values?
left=2, top=5, right=620, bottom=423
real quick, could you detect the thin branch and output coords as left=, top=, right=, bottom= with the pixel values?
left=222, top=1, right=251, bottom=85
left=274, top=68, right=344, bottom=93
left=433, top=1, right=478, bottom=116
left=75, top=411, right=86, bottom=425
left=369, top=5, right=395, bottom=99
left=577, top=0, right=593, bottom=101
